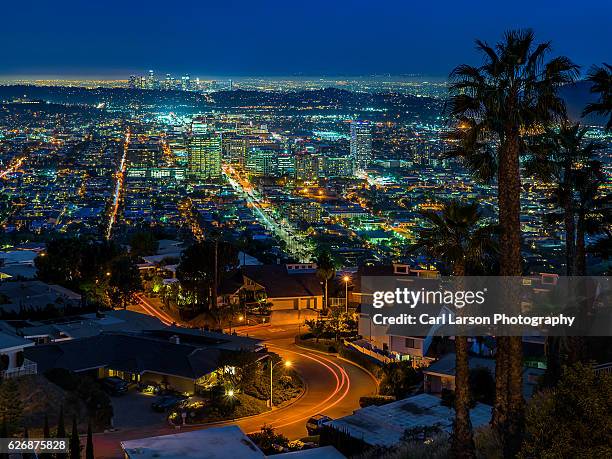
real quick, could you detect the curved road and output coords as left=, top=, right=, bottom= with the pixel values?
left=93, top=306, right=376, bottom=458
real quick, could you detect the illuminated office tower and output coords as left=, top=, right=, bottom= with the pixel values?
left=188, top=121, right=222, bottom=180
left=350, top=121, right=372, bottom=171
left=276, top=153, right=294, bottom=176
left=245, top=146, right=277, bottom=176
left=295, top=152, right=321, bottom=183
left=146, top=70, right=155, bottom=89
left=323, top=155, right=353, bottom=178
left=222, top=136, right=249, bottom=165
left=181, top=75, right=191, bottom=91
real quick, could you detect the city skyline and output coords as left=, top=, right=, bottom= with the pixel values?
left=1, top=0, right=611, bottom=77
left=0, top=7, right=610, bottom=457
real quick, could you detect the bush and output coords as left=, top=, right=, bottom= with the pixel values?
left=296, top=337, right=338, bottom=354
left=44, top=369, right=112, bottom=429
left=359, top=395, right=396, bottom=408
left=44, top=368, right=80, bottom=391
left=379, top=361, right=421, bottom=399
left=248, top=425, right=289, bottom=455
left=519, top=363, right=612, bottom=458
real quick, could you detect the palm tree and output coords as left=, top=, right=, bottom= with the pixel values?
left=525, top=123, right=602, bottom=275
left=414, top=200, right=498, bottom=459
left=314, top=250, right=337, bottom=312
left=446, top=29, right=578, bottom=453
left=583, top=63, right=612, bottom=130
left=574, top=159, right=608, bottom=276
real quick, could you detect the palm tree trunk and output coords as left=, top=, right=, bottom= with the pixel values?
left=575, top=208, right=586, bottom=276
left=453, top=335, right=475, bottom=459
left=568, top=207, right=587, bottom=363
left=452, top=263, right=475, bottom=458
left=563, top=192, right=576, bottom=276
left=496, top=133, right=524, bottom=457
left=492, top=336, right=508, bottom=429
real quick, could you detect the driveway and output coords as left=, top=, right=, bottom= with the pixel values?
left=111, top=390, right=168, bottom=429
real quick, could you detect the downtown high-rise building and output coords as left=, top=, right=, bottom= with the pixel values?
left=188, top=121, right=222, bottom=181
left=295, top=152, right=321, bottom=183
left=350, top=121, right=372, bottom=172
left=245, top=146, right=278, bottom=176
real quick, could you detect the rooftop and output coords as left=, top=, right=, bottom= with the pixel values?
left=121, top=425, right=265, bottom=459
left=327, top=393, right=492, bottom=448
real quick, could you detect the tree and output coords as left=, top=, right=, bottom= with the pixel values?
left=446, top=29, right=578, bottom=455
left=69, top=416, right=80, bottom=459
left=574, top=159, right=608, bottom=276
left=469, top=366, right=495, bottom=406
left=314, top=249, right=336, bottom=311
left=326, top=306, right=357, bottom=341
left=35, top=238, right=86, bottom=287
left=129, top=231, right=159, bottom=257
left=248, top=425, right=289, bottom=455
left=56, top=406, right=67, bottom=459
left=176, top=240, right=238, bottom=315
left=0, top=379, right=23, bottom=435
left=40, top=414, right=52, bottom=459
left=526, top=123, right=604, bottom=276
left=107, top=255, right=143, bottom=308
left=583, top=63, right=612, bottom=130
left=379, top=361, right=421, bottom=399
left=43, top=413, right=50, bottom=437
left=413, top=200, right=497, bottom=458
left=520, top=364, right=612, bottom=458
left=304, top=319, right=325, bottom=342
left=85, top=421, right=94, bottom=459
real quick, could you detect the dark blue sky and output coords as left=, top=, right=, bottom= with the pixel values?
left=2, top=0, right=611, bottom=78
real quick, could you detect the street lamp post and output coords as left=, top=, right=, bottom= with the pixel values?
left=268, top=359, right=291, bottom=408
left=343, top=275, right=350, bottom=314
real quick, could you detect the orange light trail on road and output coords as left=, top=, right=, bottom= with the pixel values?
left=106, top=129, right=129, bottom=239
left=264, top=344, right=352, bottom=430
left=135, top=293, right=175, bottom=325
left=0, top=157, right=25, bottom=179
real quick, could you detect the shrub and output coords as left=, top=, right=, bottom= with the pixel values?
left=359, top=395, right=396, bottom=408
left=519, top=363, right=612, bottom=458
left=248, top=425, right=289, bottom=455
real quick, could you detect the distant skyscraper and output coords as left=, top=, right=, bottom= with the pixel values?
left=188, top=121, right=222, bottom=180
left=181, top=75, right=191, bottom=91
left=146, top=70, right=155, bottom=89
left=350, top=121, right=372, bottom=172
left=246, top=146, right=277, bottom=176
left=295, top=152, right=321, bottom=182
left=222, top=136, right=249, bottom=165
left=323, top=155, right=353, bottom=178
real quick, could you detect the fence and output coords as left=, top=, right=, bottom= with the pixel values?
left=1, top=360, right=37, bottom=379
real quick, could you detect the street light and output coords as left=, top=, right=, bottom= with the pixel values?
left=343, top=275, right=350, bottom=313
left=269, top=359, right=291, bottom=408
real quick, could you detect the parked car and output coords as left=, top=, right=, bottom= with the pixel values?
left=151, top=394, right=187, bottom=412
left=100, top=377, right=129, bottom=395
left=306, top=414, right=332, bottom=435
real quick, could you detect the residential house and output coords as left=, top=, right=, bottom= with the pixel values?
left=25, top=327, right=263, bottom=394
left=0, top=331, right=36, bottom=379
left=423, top=352, right=544, bottom=399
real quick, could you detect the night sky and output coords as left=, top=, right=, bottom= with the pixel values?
left=2, top=0, right=611, bottom=78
